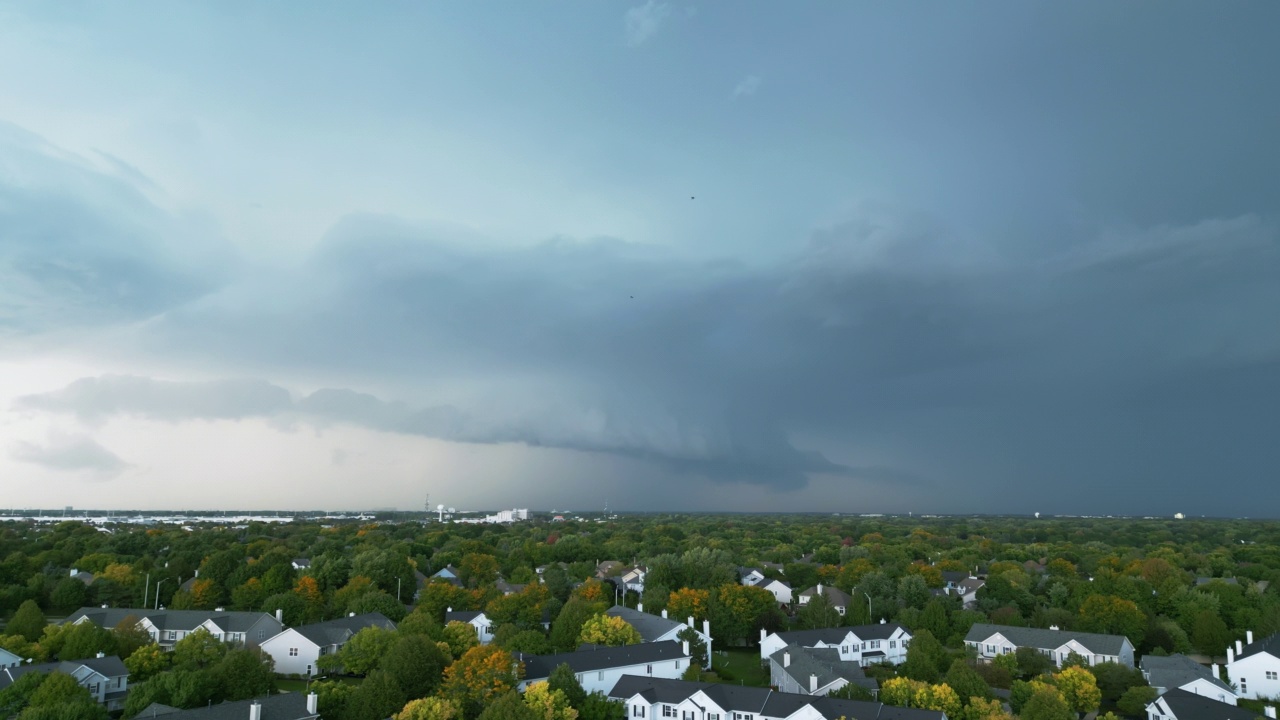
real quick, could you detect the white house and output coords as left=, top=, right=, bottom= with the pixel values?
left=1226, top=631, right=1280, bottom=701
left=1142, top=654, right=1237, bottom=705
left=445, top=610, right=495, bottom=645
left=760, top=622, right=912, bottom=666
left=65, top=607, right=283, bottom=651
left=609, top=676, right=948, bottom=720
left=754, top=578, right=794, bottom=605
left=260, top=612, right=396, bottom=676
left=965, top=623, right=1135, bottom=668
left=0, top=654, right=129, bottom=711
left=1146, top=688, right=1265, bottom=720
left=739, top=567, right=767, bottom=586
left=797, top=584, right=854, bottom=615
left=619, top=566, right=647, bottom=595
left=769, top=644, right=879, bottom=696
left=518, top=640, right=691, bottom=695
left=291, top=558, right=311, bottom=571
left=0, top=648, right=21, bottom=669
left=605, top=606, right=712, bottom=667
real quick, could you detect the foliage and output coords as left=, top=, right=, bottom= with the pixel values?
left=396, top=697, right=461, bottom=720
left=578, top=614, right=642, bottom=647
left=1020, top=687, right=1074, bottom=720
left=1052, top=665, right=1102, bottom=714
left=440, top=645, right=520, bottom=718
left=321, top=625, right=396, bottom=676
left=524, top=681, right=579, bottom=720
left=382, top=634, right=448, bottom=700
left=441, top=621, right=481, bottom=658
left=476, top=690, right=539, bottom=720
left=1117, top=686, right=1158, bottom=717
left=827, top=683, right=876, bottom=701
left=547, top=663, right=587, bottom=708
left=173, top=628, right=227, bottom=669
left=125, top=643, right=170, bottom=681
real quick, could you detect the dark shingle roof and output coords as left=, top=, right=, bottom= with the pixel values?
left=137, top=694, right=317, bottom=720
left=1236, top=632, right=1280, bottom=662
left=1141, top=654, right=1233, bottom=695
left=445, top=611, right=486, bottom=624
left=1158, top=689, right=1261, bottom=720
left=799, top=585, right=853, bottom=606
left=65, top=607, right=275, bottom=634
left=521, top=641, right=689, bottom=680
left=608, top=676, right=944, bottom=720
left=288, top=613, right=395, bottom=647
left=605, top=606, right=687, bottom=642
left=0, top=656, right=128, bottom=691
left=769, top=644, right=877, bottom=692
left=965, top=623, right=1130, bottom=655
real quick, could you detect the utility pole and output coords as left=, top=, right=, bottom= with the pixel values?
left=143, top=573, right=150, bottom=609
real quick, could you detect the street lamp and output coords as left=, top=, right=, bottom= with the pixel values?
left=155, top=579, right=168, bottom=610
left=863, top=592, right=873, bottom=622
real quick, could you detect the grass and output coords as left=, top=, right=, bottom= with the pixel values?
left=706, top=648, right=772, bottom=688
left=276, top=676, right=363, bottom=693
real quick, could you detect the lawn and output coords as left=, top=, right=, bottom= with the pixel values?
left=706, top=648, right=772, bottom=688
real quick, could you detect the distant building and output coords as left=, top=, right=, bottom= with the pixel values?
left=1142, top=654, right=1236, bottom=705
left=0, top=655, right=129, bottom=711
left=1225, top=631, right=1280, bottom=701
left=608, top=676, right=948, bottom=720
left=65, top=607, right=283, bottom=651
left=259, top=612, right=396, bottom=676
left=1145, top=688, right=1262, bottom=720
left=965, top=623, right=1134, bottom=668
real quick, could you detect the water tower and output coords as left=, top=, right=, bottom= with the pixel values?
left=437, top=504, right=444, bottom=523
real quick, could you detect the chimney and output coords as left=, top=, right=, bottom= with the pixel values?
left=306, top=693, right=318, bottom=715
left=1212, top=663, right=1220, bottom=679
left=1247, top=631, right=1254, bottom=645
left=349, top=612, right=355, bottom=617
left=96, top=652, right=105, bottom=658
left=1264, top=707, right=1276, bottom=720
left=70, top=568, right=78, bottom=577
left=683, top=640, right=690, bottom=656
left=703, top=619, right=711, bottom=640
left=760, top=628, right=768, bottom=644
left=195, top=568, right=200, bottom=578
left=275, top=608, right=283, bottom=623
left=637, top=603, right=644, bottom=613
left=1228, top=647, right=1235, bottom=665
left=688, top=616, right=694, bottom=629
left=661, top=609, right=668, bottom=619
left=810, top=673, right=818, bottom=693
left=1236, top=640, right=1244, bottom=654
left=817, top=583, right=824, bottom=595
left=249, top=701, right=262, bottom=720
left=1050, top=625, right=1059, bottom=631
left=784, top=652, right=791, bottom=667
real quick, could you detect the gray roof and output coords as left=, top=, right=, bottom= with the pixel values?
left=1157, top=689, right=1260, bottom=720
left=521, top=641, right=689, bottom=680
left=138, top=694, right=317, bottom=720
left=1196, top=578, right=1239, bottom=586
left=798, top=585, right=854, bottom=606
left=773, top=623, right=909, bottom=647
left=770, top=644, right=877, bottom=692
left=66, top=607, right=277, bottom=635
left=1141, top=654, right=1234, bottom=696
left=445, top=611, right=486, bottom=624
left=965, top=623, right=1130, bottom=655
left=288, top=613, right=395, bottom=647
left=606, top=606, right=687, bottom=642
left=608, top=676, right=944, bottom=720
left=1236, top=632, right=1280, bottom=662
left=0, top=656, right=128, bottom=691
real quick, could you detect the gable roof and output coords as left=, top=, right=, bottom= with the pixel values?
left=605, top=605, right=687, bottom=642
left=773, top=623, right=908, bottom=647
left=445, top=611, right=487, bottom=624
left=1157, top=689, right=1261, bottom=720
left=521, top=640, right=689, bottom=680
left=608, top=675, right=945, bottom=720
left=769, top=644, right=878, bottom=692
left=1236, top=632, right=1280, bottom=662
left=286, top=613, right=395, bottom=648
left=965, top=623, right=1130, bottom=655
left=799, top=585, right=853, bottom=606
left=138, top=694, right=318, bottom=720
left=1141, top=654, right=1234, bottom=695
left=65, top=607, right=275, bottom=634
left=0, top=656, right=128, bottom=691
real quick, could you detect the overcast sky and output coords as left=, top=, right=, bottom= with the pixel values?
left=2, top=1, right=1278, bottom=515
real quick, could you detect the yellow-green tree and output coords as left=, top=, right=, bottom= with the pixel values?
left=667, top=588, right=710, bottom=623
left=442, top=620, right=480, bottom=658
left=523, top=681, right=579, bottom=720
left=395, top=697, right=461, bottom=720
left=881, top=677, right=928, bottom=707
left=916, top=683, right=962, bottom=718
left=578, top=614, right=642, bottom=647
left=440, top=645, right=521, bottom=718
left=963, top=697, right=1013, bottom=720
left=124, top=643, right=170, bottom=682
left=1052, top=665, right=1102, bottom=714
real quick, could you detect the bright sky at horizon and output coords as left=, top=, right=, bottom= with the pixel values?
left=2, top=1, right=1278, bottom=514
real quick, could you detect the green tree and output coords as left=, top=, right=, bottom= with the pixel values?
left=550, top=599, right=604, bottom=652
left=124, top=643, right=170, bottom=682
left=213, top=649, right=276, bottom=700
left=827, top=683, right=876, bottom=701
left=1190, top=610, right=1232, bottom=656
left=1015, top=647, right=1055, bottom=678
left=898, top=575, right=931, bottom=611
left=7, top=601, right=46, bottom=643
left=441, top=621, right=480, bottom=659
left=382, top=634, right=448, bottom=700
left=1117, top=686, right=1157, bottom=718
left=900, top=629, right=946, bottom=683
left=1053, top=665, right=1102, bottom=714
left=578, top=614, right=641, bottom=647
left=347, top=670, right=406, bottom=720
left=49, top=578, right=88, bottom=611
left=324, top=625, right=396, bottom=676
left=547, top=663, right=587, bottom=708
left=1021, top=687, right=1074, bottom=720
left=945, top=660, right=992, bottom=704
left=524, top=681, right=579, bottom=720
left=1088, top=662, right=1146, bottom=703
left=396, top=697, right=461, bottom=720
left=477, top=690, right=539, bottom=720
left=919, top=599, right=951, bottom=641
left=797, top=593, right=842, bottom=630
left=55, top=621, right=115, bottom=661
left=172, top=628, right=227, bottom=669
left=576, top=691, right=624, bottom=720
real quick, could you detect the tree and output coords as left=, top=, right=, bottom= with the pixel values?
left=214, top=649, right=276, bottom=700
left=578, top=614, right=641, bottom=647
left=827, top=683, right=876, bottom=701
left=898, top=575, right=931, bottom=611
left=442, top=621, right=480, bottom=659
left=576, top=691, right=624, bottom=720
left=55, top=621, right=115, bottom=661
left=548, top=663, right=587, bottom=708
left=294, top=576, right=326, bottom=624
left=667, top=588, right=710, bottom=623
left=1078, top=595, right=1146, bottom=648
left=1117, top=686, right=1157, bottom=717
left=1190, top=610, right=1232, bottom=656
left=347, top=670, right=406, bottom=720
left=19, top=671, right=107, bottom=720
left=348, top=590, right=408, bottom=622
left=900, top=629, right=946, bottom=683
left=382, top=634, right=448, bottom=700
left=920, top=599, right=951, bottom=641
left=459, top=554, right=500, bottom=589
left=1015, top=647, right=1055, bottom=679
left=125, top=643, right=170, bottom=682
left=1053, top=665, right=1101, bottom=714
left=49, top=579, right=87, bottom=612
left=330, top=625, right=397, bottom=676
left=1088, top=662, right=1146, bottom=703
left=112, top=616, right=153, bottom=660
left=441, top=645, right=520, bottom=718
left=677, top=626, right=707, bottom=664
left=396, top=697, right=461, bottom=720
left=312, top=679, right=358, bottom=720
left=7, top=601, right=45, bottom=643
left=524, top=681, right=579, bottom=720
left=476, top=690, right=539, bottom=720
left=501, top=629, right=553, bottom=655
left=550, top=599, right=604, bottom=652
left=963, top=697, right=1013, bottom=720
left=173, top=628, right=227, bottom=669
left=1020, top=687, right=1074, bottom=720
left=917, top=682, right=963, bottom=717
left=881, top=677, right=928, bottom=707
left=261, top=592, right=306, bottom=626
left=945, top=660, right=992, bottom=704
left=797, top=593, right=842, bottom=631
left=399, top=609, right=443, bottom=638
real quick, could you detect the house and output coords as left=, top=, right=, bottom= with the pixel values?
left=595, top=561, right=625, bottom=579
left=0, top=654, right=129, bottom=711
left=412, top=569, right=429, bottom=600
left=494, top=578, right=526, bottom=596
left=769, top=644, right=879, bottom=696
left=139, top=693, right=320, bottom=720
left=1142, top=654, right=1237, bottom=705
left=753, top=577, right=794, bottom=605
left=431, top=565, right=462, bottom=587
left=1145, top=688, right=1264, bottom=720
left=259, top=612, right=396, bottom=676
left=739, top=567, right=767, bottom=586
left=65, top=607, right=283, bottom=650
left=965, top=623, right=1135, bottom=668
left=0, top=647, right=22, bottom=668
left=619, top=566, right=647, bottom=594
left=608, top=676, right=949, bottom=720
left=797, top=584, right=854, bottom=615
left=605, top=606, right=712, bottom=665
left=1225, top=631, right=1280, bottom=701
left=938, top=574, right=985, bottom=608
left=760, top=623, right=912, bottom=666
left=68, top=568, right=96, bottom=586
left=518, top=640, right=691, bottom=695
left=291, top=558, right=311, bottom=571
left=445, top=610, right=494, bottom=645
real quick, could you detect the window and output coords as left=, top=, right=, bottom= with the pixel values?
left=166, top=631, right=176, bottom=640
left=675, top=660, right=681, bottom=669
left=633, top=706, right=646, bottom=718
left=734, top=714, right=755, bottom=720
left=860, top=642, right=867, bottom=650
left=598, top=671, right=604, bottom=681
left=841, top=645, right=849, bottom=653
left=258, top=630, right=266, bottom=639
left=871, top=640, right=880, bottom=649
left=1267, top=671, right=1278, bottom=680
left=1241, top=680, right=1247, bottom=693
left=662, top=707, right=676, bottom=718
left=647, top=664, right=653, bottom=675
left=890, top=641, right=896, bottom=649
left=289, top=648, right=298, bottom=656
left=89, top=683, right=100, bottom=695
